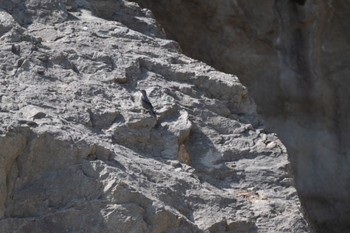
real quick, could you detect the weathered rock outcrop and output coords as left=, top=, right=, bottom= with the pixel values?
left=133, top=0, right=350, bottom=232
left=0, top=0, right=310, bottom=232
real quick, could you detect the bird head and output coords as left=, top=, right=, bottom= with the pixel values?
left=140, top=90, right=147, bottom=96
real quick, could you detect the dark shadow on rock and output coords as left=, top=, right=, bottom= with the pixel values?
left=185, top=125, right=239, bottom=189
left=89, top=0, right=165, bottom=38
left=207, top=220, right=258, bottom=233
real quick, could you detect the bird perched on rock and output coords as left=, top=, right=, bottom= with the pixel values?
left=11, top=44, right=20, bottom=55
left=140, top=90, right=156, bottom=117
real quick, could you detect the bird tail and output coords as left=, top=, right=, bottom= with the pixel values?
left=150, top=109, right=157, bottom=117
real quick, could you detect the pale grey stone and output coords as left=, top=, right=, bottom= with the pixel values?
left=0, top=1, right=310, bottom=232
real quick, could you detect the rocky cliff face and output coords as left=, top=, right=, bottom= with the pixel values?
left=133, top=0, right=350, bottom=232
left=0, top=0, right=309, bottom=232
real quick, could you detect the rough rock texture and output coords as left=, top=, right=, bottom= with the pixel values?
left=132, top=0, right=350, bottom=232
left=0, top=0, right=310, bottom=232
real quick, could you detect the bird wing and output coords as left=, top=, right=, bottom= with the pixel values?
left=142, top=96, right=154, bottom=109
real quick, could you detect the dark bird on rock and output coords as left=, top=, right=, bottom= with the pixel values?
left=140, top=90, right=156, bottom=117
left=11, top=44, right=20, bottom=55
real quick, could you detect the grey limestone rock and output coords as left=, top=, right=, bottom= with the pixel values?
left=134, top=0, right=350, bottom=231
left=0, top=1, right=310, bottom=232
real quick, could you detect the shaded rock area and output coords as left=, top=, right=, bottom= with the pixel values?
left=0, top=0, right=309, bottom=232
left=133, top=0, right=350, bottom=232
